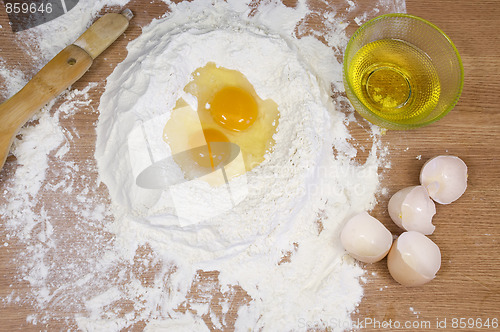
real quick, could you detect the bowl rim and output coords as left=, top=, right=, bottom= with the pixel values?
left=343, top=13, right=464, bottom=129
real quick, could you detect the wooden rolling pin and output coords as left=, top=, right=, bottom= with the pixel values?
left=0, top=9, right=133, bottom=171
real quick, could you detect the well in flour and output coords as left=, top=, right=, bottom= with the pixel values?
left=163, top=62, right=280, bottom=180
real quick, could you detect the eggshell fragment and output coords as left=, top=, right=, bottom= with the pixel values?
left=420, top=155, right=468, bottom=204
left=341, top=212, right=393, bottom=263
left=388, top=186, right=436, bottom=235
left=387, top=231, right=441, bottom=286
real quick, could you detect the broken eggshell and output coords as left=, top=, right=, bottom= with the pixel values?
left=388, top=185, right=436, bottom=235
left=340, top=211, right=393, bottom=264
left=420, top=155, right=468, bottom=204
left=387, top=231, right=441, bottom=286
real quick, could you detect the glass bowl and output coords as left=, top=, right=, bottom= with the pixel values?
left=343, top=14, right=464, bottom=129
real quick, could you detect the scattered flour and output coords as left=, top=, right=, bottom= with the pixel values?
left=410, top=306, right=421, bottom=318
left=0, top=0, right=405, bottom=330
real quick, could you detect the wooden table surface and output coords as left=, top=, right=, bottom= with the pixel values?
left=0, top=0, right=499, bottom=331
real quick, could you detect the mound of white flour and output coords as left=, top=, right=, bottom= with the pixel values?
left=95, top=1, right=382, bottom=330
left=98, top=17, right=333, bottom=256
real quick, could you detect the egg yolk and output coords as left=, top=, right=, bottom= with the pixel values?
left=209, top=86, right=258, bottom=132
left=189, top=128, right=230, bottom=170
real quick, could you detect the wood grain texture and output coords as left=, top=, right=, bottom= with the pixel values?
left=0, top=0, right=499, bottom=331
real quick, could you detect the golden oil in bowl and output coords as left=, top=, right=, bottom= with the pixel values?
left=348, top=39, right=440, bottom=123
left=343, top=14, right=464, bottom=130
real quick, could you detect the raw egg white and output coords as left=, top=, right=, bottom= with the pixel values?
left=387, top=231, right=441, bottom=286
left=163, top=62, right=279, bottom=185
left=388, top=185, right=436, bottom=235
left=420, top=155, right=468, bottom=204
left=340, top=212, right=393, bottom=263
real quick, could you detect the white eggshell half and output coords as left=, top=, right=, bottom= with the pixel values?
left=341, top=211, right=393, bottom=264
left=420, top=155, right=468, bottom=204
left=388, top=186, right=436, bottom=235
left=387, top=231, right=441, bottom=286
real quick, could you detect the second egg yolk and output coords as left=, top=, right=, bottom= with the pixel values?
left=190, top=128, right=231, bottom=170
left=209, top=86, right=258, bottom=132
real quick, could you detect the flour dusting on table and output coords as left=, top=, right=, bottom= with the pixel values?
left=0, top=0, right=404, bottom=330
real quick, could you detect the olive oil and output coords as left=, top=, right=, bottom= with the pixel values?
left=347, top=39, right=440, bottom=123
